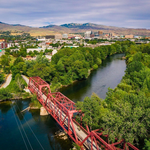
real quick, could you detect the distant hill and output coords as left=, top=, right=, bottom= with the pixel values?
left=43, top=23, right=150, bottom=36
left=0, top=21, right=61, bottom=36
left=12, top=24, right=26, bottom=27
left=40, top=25, right=57, bottom=28
left=0, top=21, right=150, bottom=36
left=60, top=23, right=120, bottom=30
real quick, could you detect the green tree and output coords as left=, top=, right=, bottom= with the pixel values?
left=144, top=139, right=150, bottom=150
left=0, top=73, right=4, bottom=84
left=13, top=56, right=24, bottom=66
left=76, top=93, right=105, bottom=130
left=101, top=93, right=150, bottom=144
left=126, top=61, right=144, bottom=74
left=0, top=88, right=12, bottom=100
left=0, top=54, right=11, bottom=70
left=27, top=63, right=51, bottom=81
left=35, top=54, right=50, bottom=65
left=15, top=74, right=26, bottom=91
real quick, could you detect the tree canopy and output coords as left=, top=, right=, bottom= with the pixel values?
left=76, top=42, right=150, bottom=149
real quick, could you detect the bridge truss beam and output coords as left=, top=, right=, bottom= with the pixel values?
left=28, top=77, right=139, bottom=150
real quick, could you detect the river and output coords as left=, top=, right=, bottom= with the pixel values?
left=60, top=53, right=126, bottom=101
left=0, top=53, right=126, bottom=150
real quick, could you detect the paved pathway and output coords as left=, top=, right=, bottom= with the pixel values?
left=21, top=75, right=31, bottom=93
left=21, top=75, right=29, bottom=85
left=0, top=74, right=12, bottom=88
left=0, top=74, right=30, bottom=93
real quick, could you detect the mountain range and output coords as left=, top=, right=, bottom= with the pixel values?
left=0, top=22, right=150, bottom=36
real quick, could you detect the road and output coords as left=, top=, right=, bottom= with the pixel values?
left=0, top=74, right=12, bottom=88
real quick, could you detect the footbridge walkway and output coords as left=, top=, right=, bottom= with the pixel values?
left=28, top=76, right=139, bottom=150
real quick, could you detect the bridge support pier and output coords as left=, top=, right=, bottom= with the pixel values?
left=40, top=107, right=48, bottom=116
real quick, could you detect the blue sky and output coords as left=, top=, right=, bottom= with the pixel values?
left=0, top=0, right=150, bottom=28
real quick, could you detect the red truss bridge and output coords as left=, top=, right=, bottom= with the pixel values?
left=28, top=76, right=139, bottom=150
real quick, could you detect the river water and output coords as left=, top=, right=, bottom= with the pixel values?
left=0, top=54, right=126, bottom=150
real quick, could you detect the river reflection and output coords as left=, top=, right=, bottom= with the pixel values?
left=0, top=101, right=12, bottom=113
left=0, top=100, right=72, bottom=150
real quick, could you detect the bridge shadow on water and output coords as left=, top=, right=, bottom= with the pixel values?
left=30, top=109, right=73, bottom=150
left=47, top=128, right=73, bottom=150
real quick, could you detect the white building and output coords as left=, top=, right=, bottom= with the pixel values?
left=27, top=48, right=44, bottom=53
left=52, top=49, right=57, bottom=55
left=84, top=31, right=92, bottom=39
left=37, top=38, right=46, bottom=41
left=45, top=55, right=52, bottom=60
left=10, top=49, right=19, bottom=52
left=15, top=43, right=19, bottom=46
left=64, top=46, right=79, bottom=48
left=55, top=34, right=62, bottom=40
left=42, top=45, right=47, bottom=49
left=62, top=34, right=68, bottom=39
left=7, top=43, right=12, bottom=48
left=47, top=46, right=53, bottom=49
left=75, top=36, right=80, bottom=40
left=134, top=36, right=142, bottom=39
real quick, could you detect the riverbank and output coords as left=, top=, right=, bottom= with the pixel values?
left=53, top=80, right=78, bottom=92
left=51, top=60, right=101, bottom=92
left=55, top=68, right=95, bottom=92
left=121, top=56, right=126, bottom=60
left=0, top=93, right=32, bottom=102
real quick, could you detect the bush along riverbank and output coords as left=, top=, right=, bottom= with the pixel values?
left=76, top=43, right=150, bottom=149
left=29, top=94, right=41, bottom=109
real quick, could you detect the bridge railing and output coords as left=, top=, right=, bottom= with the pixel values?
left=51, top=92, right=76, bottom=111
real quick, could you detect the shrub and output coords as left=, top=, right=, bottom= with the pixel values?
left=0, top=88, right=12, bottom=100
left=93, top=64, right=98, bottom=70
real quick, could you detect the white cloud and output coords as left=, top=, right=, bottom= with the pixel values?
left=0, top=0, right=150, bottom=28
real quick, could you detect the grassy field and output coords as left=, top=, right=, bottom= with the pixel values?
left=10, top=29, right=59, bottom=36
left=29, top=29, right=57, bottom=36
left=0, top=55, right=16, bottom=75
left=9, top=55, right=16, bottom=66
